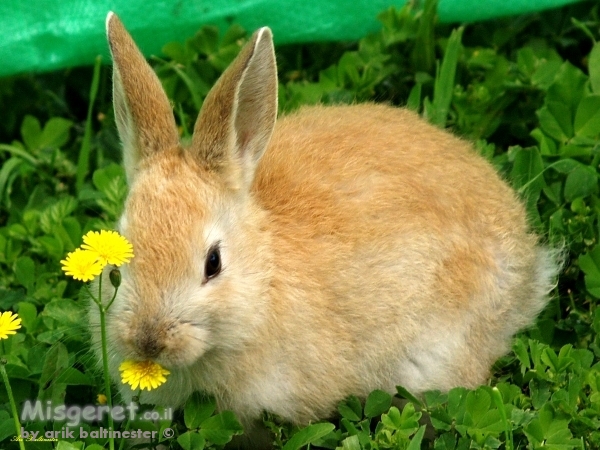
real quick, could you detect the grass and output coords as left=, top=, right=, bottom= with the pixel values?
left=1, top=0, right=600, bottom=448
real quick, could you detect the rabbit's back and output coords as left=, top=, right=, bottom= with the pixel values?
left=252, top=103, right=556, bottom=398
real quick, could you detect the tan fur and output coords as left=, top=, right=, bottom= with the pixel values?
left=90, top=14, right=559, bottom=443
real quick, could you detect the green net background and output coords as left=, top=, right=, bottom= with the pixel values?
left=0, top=0, right=584, bottom=77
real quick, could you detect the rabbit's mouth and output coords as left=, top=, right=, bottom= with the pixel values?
left=118, top=318, right=212, bottom=368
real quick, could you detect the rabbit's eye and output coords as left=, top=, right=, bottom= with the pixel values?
left=204, top=246, right=222, bottom=280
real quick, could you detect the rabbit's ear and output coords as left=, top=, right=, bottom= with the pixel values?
left=192, top=27, right=277, bottom=190
left=106, top=12, right=179, bottom=184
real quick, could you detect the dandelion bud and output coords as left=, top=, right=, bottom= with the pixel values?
left=110, top=268, right=122, bottom=288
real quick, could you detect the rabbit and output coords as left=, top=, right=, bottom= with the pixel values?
left=90, top=11, right=560, bottom=442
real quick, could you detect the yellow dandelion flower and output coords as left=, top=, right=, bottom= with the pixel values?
left=81, top=230, right=134, bottom=267
left=60, top=248, right=104, bottom=282
left=119, top=360, right=170, bottom=391
left=97, top=394, right=107, bottom=405
left=0, top=311, right=22, bottom=340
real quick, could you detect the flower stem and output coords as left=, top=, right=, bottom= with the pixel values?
left=97, top=272, right=115, bottom=450
left=0, top=361, right=26, bottom=450
left=106, top=284, right=119, bottom=311
left=118, top=391, right=140, bottom=450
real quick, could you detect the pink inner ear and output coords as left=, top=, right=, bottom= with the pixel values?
left=238, top=130, right=252, bottom=157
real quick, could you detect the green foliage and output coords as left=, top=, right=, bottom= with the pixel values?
left=0, top=0, right=599, bottom=449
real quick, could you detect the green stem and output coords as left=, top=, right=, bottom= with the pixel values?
left=118, top=390, right=140, bottom=450
left=492, top=387, right=513, bottom=450
left=117, top=417, right=130, bottom=450
left=76, top=55, right=102, bottom=192
left=0, top=362, right=26, bottom=450
left=106, top=284, right=120, bottom=311
left=96, top=273, right=116, bottom=450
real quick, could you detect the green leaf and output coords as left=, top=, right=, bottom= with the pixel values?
left=465, top=389, right=491, bottom=424
left=531, top=60, right=562, bottom=89
left=571, top=18, right=596, bottom=44
left=16, top=301, right=37, bottom=331
left=407, top=82, right=422, bottom=112
left=473, top=409, right=505, bottom=433
left=163, top=41, right=187, bottom=64
left=578, top=245, right=600, bottom=297
left=433, top=432, right=457, bottom=450
left=92, top=163, right=126, bottom=193
left=513, top=338, right=531, bottom=372
left=593, top=308, right=600, bottom=334
left=43, top=299, right=85, bottom=327
left=537, top=106, right=569, bottom=142
left=338, top=396, right=362, bottom=421
left=411, top=0, right=437, bottom=72
left=0, top=157, right=25, bottom=204
left=546, top=62, right=587, bottom=113
left=560, top=144, right=591, bottom=158
left=510, top=146, right=546, bottom=192
left=525, top=405, right=581, bottom=449
left=589, top=42, right=600, bottom=94
left=546, top=101, right=573, bottom=139
left=0, top=143, right=38, bottom=165
left=39, top=196, right=79, bottom=235
left=40, top=117, right=73, bottom=149
left=339, top=435, right=361, bottom=450
left=221, top=24, right=246, bottom=46
left=54, top=367, right=94, bottom=385
left=364, top=389, right=392, bottom=418
left=38, top=235, right=63, bottom=260
left=447, top=387, right=468, bottom=417
left=429, top=26, right=464, bottom=127
left=38, top=342, right=69, bottom=403
left=282, top=423, right=336, bottom=450
left=200, top=410, right=243, bottom=445
left=184, top=392, right=216, bottom=429
left=21, top=115, right=42, bottom=151
left=407, top=425, right=426, bottom=450
left=177, top=431, right=206, bottom=450
left=531, top=128, right=558, bottom=156
left=190, top=26, right=220, bottom=56
left=14, top=256, right=35, bottom=291
left=574, top=94, right=600, bottom=138
left=62, top=217, right=82, bottom=249
left=0, top=411, right=14, bottom=443
left=56, top=442, right=80, bottom=450
left=563, top=165, right=598, bottom=202
left=396, top=385, right=423, bottom=407
left=549, top=158, right=581, bottom=173
left=381, top=406, right=403, bottom=429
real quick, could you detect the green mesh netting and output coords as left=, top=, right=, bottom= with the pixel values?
left=0, top=0, right=584, bottom=77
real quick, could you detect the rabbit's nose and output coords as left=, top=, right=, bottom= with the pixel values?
left=134, top=329, right=166, bottom=359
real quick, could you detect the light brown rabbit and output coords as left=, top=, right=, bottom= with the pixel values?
left=91, top=11, right=559, bottom=438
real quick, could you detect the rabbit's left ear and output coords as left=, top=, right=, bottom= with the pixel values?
left=106, top=12, right=179, bottom=185
left=191, top=27, right=278, bottom=190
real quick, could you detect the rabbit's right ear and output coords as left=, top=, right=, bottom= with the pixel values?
left=106, top=12, right=179, bottom=184
left=191, top=27, right=277, bottom=191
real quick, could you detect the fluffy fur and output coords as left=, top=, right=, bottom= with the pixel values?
left=90, top=13, right=560, bottom=437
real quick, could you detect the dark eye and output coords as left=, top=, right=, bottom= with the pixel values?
left=204, top=246, right=222, bottom=280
